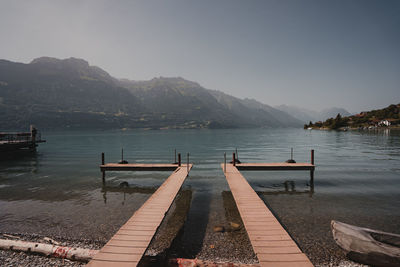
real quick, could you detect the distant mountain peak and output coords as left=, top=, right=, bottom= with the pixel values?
left=149, top=76, right=201, bottom=87
left=151, top=76, right=186, bottom=81
left=28, top=56, right=114, bottom=83
left=30, top=56, right=60, bottom=64
left=30, top=57, right=90, bottom=67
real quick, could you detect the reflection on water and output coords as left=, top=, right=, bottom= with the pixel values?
left=256, top=180, right=314, bottom=197
left=101, top=185, right=157, bottom=205
left=143, top=189, right=193, bottom=264
left=0, top=128, right=399, bottom=265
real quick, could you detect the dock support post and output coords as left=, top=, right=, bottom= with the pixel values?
left=311, top=149, right=314, bottom=165
left=187, top=153, right=189, bottom=174
left=310, top=149, right=314, bottom=186
left=224, top=152, right=226, bottom=173
left=236, top=148, right=238, bottom=162
left=101, top=152, right=105, bottom=184
left=232, top=152, right=236, bottom=166
left=310, top=176, right=314, bottom=197
left=178, top=153, right=181, bottom=167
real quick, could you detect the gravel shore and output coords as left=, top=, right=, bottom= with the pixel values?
left=0, top=191, right=369, bottom=267
left=0, top=237, right=367, bottom=267
left=0, top=249, right=83, bottom=267
left=0, top=232, right=102, bottom=267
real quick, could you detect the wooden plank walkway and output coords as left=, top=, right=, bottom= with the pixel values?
left=100, top=163, right=179, bottom=172
left=221, top=163, right=314, bottom=267
left=87, top=164, right=192, bottom=267
left=235, top=162, right=315, bottom=171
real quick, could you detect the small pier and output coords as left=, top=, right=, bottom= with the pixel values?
left=100, top=151, right=190, bottom=184
left=226, top=149, right=315, bottom=182
left=87, top=153, right=192, bottom=267
left=221, top=151, right=315, bottom=267
left=235, top=162, right=314, bottom=171
left=101, top=163, right=178, bottom=172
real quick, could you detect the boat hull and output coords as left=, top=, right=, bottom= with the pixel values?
left=331, top=220, right=400, bottom=267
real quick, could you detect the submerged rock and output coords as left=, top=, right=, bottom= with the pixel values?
left=229, top=222, right=241, bottom=230
left=213, top=226, right=225, bottom=233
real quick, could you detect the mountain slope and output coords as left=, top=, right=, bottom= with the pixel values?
left=208, top=90, right=302, bottom=127
left=0, top=57, right=302, bottom=130
left=121, top=77, right=239, bottom=128
left=0, top=57, right=145, bottom=129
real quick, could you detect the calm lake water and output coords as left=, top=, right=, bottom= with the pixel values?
left=1, top=128, right=400, bottom=265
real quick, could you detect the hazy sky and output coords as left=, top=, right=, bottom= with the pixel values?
left=0, top=0, right=399, bottom=113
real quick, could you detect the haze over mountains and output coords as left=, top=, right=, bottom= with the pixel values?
left=275, top=105, right=351, bottom=124
left=0, top=57, right=305, bottom=130
left=0, top=57, right=350, bottom=130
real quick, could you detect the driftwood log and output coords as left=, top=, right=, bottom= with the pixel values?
left=0, top=238, right=98, bottom=262
left=331, top=220, right=400, bottom=267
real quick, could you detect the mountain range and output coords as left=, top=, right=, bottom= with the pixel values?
left=0, top=57, right=304, bottom=130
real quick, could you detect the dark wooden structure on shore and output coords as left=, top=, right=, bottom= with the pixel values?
left=0, top=126, right=46, bottom=153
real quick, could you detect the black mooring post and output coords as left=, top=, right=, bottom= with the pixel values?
left=101, top=152, right=105, bottom=185
left=310, top=149, right=315, bottom=185
left=232, top=152, right=236, bottom=166
left=187, top=153, right=189, bottom=174
left=224, top=152, right=226, bottom=173
left=178, top=153, right=181, bottom=167
left=310, top=175, right=314, bottom=197
left=311, top=149, right=314, bottom=165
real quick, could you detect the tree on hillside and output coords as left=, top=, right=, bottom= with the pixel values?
left=330, top=113, right=344, bottom=129
left=304, top=121, right=313, bottom=129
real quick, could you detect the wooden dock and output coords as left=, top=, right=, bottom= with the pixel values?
left=100, top=163, right=179, bottom=172
left=225, top=149, right=316, bottom=182
left=87, top=163, right=192, bottom=267
left=235, top=162, right=314, bottom=171
left=99, top=152, right=190, bottom=184
left=221, top=163, right=314, bottom=267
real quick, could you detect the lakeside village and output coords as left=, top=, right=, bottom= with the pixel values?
left=305, top=103, right=400, bottom=131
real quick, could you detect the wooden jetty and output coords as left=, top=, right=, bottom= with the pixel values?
left=100, top=163, right=178, bottom=172
left=226, top=149, right=315, bottom=182
left=221, top=151, right=315, bottom=267
left=235, top=162, right=314, bottom=171
left=100, top=152, right=190, bottom=184
left=87, top=153, right=192, bottom=267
